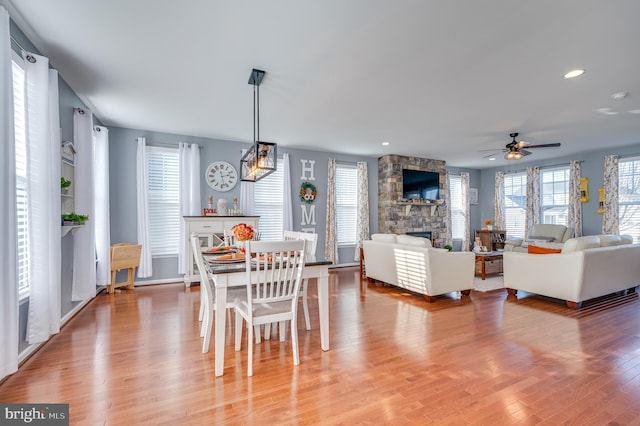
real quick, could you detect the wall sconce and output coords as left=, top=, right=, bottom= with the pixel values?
left=240, top=68, right=277, bottom=182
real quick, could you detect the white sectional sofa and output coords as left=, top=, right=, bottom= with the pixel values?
left=504, top=234, right=640, bottom=308
left=362, top=233, right=475, bottom=302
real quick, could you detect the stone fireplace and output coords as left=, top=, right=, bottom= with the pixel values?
left=378, top=154, right=447, bottom=247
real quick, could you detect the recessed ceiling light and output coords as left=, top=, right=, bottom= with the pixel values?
left=564, top=69, right=585, bottom=79
left=612, top=91, right=628, bottom=100
left=488, top=157, right=496, bottom=161
left=629, top=109, right=640, bottom=115
left=381, top=141, right=390, bottom=146
left=596, top=108, right=619, bottom=115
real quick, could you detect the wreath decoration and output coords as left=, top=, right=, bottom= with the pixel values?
left=299, top=181, right=317, bottom=204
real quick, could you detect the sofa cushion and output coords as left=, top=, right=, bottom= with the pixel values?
left=528, top=245, right=562, bottom=254
left=598, top=235, right=622, bottom=247
left=397, top=234, right=432, bottom=247
left=371, top=234, right=397, bottom=243
left=621, top=235, right=634, bottom=245
left=561, top=235, right=601, bottom=253
left=528, top=224, right=567, bottom=242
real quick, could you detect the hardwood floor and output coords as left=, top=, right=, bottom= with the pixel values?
left=3, top=268, right=640, bottom=424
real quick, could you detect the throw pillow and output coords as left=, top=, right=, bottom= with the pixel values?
left=528, top=245, right=562, bottom=254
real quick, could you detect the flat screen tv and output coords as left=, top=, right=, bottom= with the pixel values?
left=402, top=169, right=440, bottom=201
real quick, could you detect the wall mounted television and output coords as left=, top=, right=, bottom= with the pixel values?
left=402, top=169, right=440, bottom=201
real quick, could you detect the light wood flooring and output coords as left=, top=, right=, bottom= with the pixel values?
left=2, top=268, right=640, bottom=424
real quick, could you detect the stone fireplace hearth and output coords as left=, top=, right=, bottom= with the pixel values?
left=378, top=154, right=447, bottom=248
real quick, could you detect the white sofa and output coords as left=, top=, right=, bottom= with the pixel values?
left=504, top=224, right=574, bottom=253
left=363, top=233, right=475, bottom=302
left=504, top=234, right=640, bottom=308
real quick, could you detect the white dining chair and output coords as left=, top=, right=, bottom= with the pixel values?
left=190, top=233, right=245, bottom=353
left=234, top=239, right=306, bottom=376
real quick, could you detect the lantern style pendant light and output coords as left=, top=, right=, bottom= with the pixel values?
left=240, top=68, right=277, bottom=182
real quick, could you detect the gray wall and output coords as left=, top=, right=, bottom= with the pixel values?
left=108, top=126, right=380, bottom=282
left=478, top=143, right=640, bottom=236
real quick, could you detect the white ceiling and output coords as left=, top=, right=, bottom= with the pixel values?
left=4, top=0, right=640, bottom=168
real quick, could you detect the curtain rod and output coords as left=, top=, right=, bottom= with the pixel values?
left=505, top=160, right=583, bottom=174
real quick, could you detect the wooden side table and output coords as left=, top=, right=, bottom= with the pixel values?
left=474, top=252, right=503, bottom=280
left=359, top=247, right=366, bottom=279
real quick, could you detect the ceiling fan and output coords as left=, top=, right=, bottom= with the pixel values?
left=482, top=132, right=561, bottom=160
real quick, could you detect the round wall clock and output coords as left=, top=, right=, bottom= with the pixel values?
left=205, top=161, right=238, bottom=192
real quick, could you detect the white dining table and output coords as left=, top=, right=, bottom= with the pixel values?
left=205, top=256, right=332, bottom=377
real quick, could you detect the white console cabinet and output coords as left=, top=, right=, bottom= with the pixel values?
left=183, top=216, right=259, bottom=287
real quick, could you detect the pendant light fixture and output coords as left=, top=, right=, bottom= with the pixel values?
left=240, top=68, right=277, bottom=182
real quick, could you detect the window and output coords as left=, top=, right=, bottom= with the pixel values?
left=618, top=157, right=640, bottom=242
left=254, top=158, right=284, bottom=241
left=449, top=175, right=464, bottom=239
left=541, top=167, right=569, bottom=226
left=336, top=164, right=357, bottom=246
left=13, top=56, right=29, bottom=300
left=146, top=146, right=180, bottom=256
left=504, top=172, right=527, bottom=238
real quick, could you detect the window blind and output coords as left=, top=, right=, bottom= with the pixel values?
left=254, top=158, right=284, bottom=240
left=146, top=146, right=180, bottom=256
left=13, top=58, right=29, bottom=299
left=504, top=172, right=526, bottom=238
left=449, top=175, right=464, bottom=239
left=336, top=164, right=357, bottom=245
left=619, top=158, right=640, bottom=242
left=541, top=167, right=569, bottom=226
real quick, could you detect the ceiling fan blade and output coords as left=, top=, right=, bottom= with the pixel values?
left=520, top=149, right=532, bottom=156
left=478, top=148, right=506, bottom=152
left=524, top=143, right=561, bottom=148
left=482, top=152, right=499, bottom=158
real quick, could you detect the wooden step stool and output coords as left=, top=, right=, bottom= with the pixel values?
left=108, top=243, right=142, bottom=294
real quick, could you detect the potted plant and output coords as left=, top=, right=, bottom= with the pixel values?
left=61, top=177, right=71, bottom=194
left=444, top=244, right=453, bottom=252
left=62, top=212, right=89, bottom=226
left=484, top=219, right=493, bottom=230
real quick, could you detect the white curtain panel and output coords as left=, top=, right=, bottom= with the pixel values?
left=24, top=53, right=61, bottom=343
left=0, top=4, right=19, bottom=380
left=178, top=142, right=200, bottom=274
left=282, top=153, right=293, bottom=231
left=461, top=171, right=470, bottom=251
left=354, top=161, right=370, bottom=261
left=72, top=108, right=96, bottom=301
left=444, top=171, right=453, bottom=247
left=239, top=149, right=255, bottom=215
left=494, top=171, right=505, bottom=230
left=525, top=166, right=540, bottom=233
left=325, top=158, right=338, bottom=263
left=136, top=137, right=153, bottom=278
left=568, top=160, right=582, bottom=237
left=94, top=126, right=111, bottom=286
left=603, top=155, right=619, bottom=234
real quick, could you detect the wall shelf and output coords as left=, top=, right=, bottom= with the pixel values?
left=398, top=200, right=441, bottom=216
left=61, top=225, right=83, bottom=237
